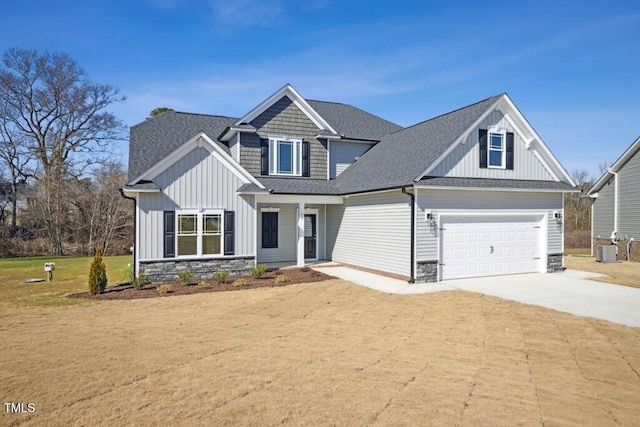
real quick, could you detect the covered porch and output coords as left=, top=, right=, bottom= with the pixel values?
left=255, top=194, right=343, bottom=268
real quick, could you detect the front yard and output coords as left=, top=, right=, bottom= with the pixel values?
left=564, top=255, right=640, bottom=288
left=2, top=278, right=639, bottom=425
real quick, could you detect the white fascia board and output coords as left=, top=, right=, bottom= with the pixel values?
left=414, top=184, right=579, bottom=193
left=500, top=95, right=576, bottom=186
left=255, top=194, right=343, bottom=205
left=131, top=132, right=265, bottom=189
left=588, top=136, right=640, bottom=195
left=220, top=126, right=257, bottom=142
left=236, top=84, right=337, bottom=134
left=121, top=187, right=160, bottom=197
left=415, top=96, right=503, bottom=180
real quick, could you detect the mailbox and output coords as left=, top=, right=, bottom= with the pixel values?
left=44, top=262, right=55, bottom=272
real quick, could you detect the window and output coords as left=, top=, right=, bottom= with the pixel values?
left=176, top=211, right=223, bottom=257
left=269, top=137, right=302, bottom=175
left=261, top=211, right=278, bottom=248
left=488, top=132, right=505, bottom=168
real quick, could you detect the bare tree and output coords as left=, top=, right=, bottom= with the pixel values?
left=0, top=48, right=125, bottom=254
left=565, top=169, right=593, bottom=231
left=0, top=123, right=31, bottom=232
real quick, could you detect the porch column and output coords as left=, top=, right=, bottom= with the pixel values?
left=297, top=201, right=305, bottom=267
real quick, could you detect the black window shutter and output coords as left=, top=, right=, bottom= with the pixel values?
left=163, top=211, right=175, bottom=258
left=479, top=129, right=488, bottom=169
left=506, top=132, right=514, bottom=170
left=302, top=140, right=310, bottom=177
left=260, top=139, right=269, bottom=175
left=224, top=211, right=235, bottom=255
left=261, top=212, right=278, bottom=248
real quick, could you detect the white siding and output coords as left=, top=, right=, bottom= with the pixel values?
left=329, top=141, right=373, bottom=178
left=592, top=177, right=616, bottom=239
left=416, top=189, right=563, bottom=260
left=329, top=190, right=411, bottom=277
left=229, top=137, right=239, bottom=162
left=431, top=110, right=554, bottom=181
left=256, top=204, right=325, bottom=263
left=138, top=146, right=255, bottom=260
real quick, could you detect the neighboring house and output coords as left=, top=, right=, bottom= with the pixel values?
left=123, top=84, right=576, bottom=283
left=587, top=136, right=640, bottom=261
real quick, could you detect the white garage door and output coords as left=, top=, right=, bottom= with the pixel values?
left=441, top=216, right=542, bottom=280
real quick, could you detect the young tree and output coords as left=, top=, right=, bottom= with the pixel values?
left=0, top=48, right=126, bottom=254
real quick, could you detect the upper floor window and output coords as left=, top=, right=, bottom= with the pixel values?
left=269, top=137, right=302, bottom=176
left=488, top=132, right=505, bottom=168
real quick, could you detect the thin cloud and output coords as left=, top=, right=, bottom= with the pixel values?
left=210, top=0, right=283, bottom=26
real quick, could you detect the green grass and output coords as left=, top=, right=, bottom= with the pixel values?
left=0, top=255, right=132, bottom=307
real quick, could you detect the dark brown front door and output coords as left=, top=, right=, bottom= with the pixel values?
left=304, top=214, right=316, bottom=259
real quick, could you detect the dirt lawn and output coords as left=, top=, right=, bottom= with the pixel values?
left=2, top=279, right=640, bottom=426
left=564, top=255, right=640, bottom=288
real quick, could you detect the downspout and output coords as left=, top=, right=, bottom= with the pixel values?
left=119, top=189, right=137, bottom=277
left=401, top=187, right=415, bottom=283
left=610, top=170, right=619, bottom=234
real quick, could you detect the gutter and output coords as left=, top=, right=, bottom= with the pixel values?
left=401, top=187, right=416, bottom=283
left=119, top=188, right=137, bottom=277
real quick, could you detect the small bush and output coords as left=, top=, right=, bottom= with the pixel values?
left=131, top=274, right=150, bottom=290
left=275, top=274, right=287, bottom=284
left=215, top=270, right=230, bottom=284
left=177, top=269, right=194, bottom=285
left=197, top=280, right=211, bottom=288
left=88, top=246, right=108, bottom=295
left=156, top=284, right=172, bottom=295
left=232, top=278, right=246, bottom=288
left=251, top=264, right=268, bottom=279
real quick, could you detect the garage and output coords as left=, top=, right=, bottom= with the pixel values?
left=440, top=215, right=543, bottom=280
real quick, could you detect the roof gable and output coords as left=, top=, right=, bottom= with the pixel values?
left=588, top=136, right=640, bottom=195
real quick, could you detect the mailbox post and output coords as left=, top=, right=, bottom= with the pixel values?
left=44, top=262, right=55, bottom=281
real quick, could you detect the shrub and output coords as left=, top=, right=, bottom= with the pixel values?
left=177, top=269, right=194, bottom=285
left=157, top=284, right=172, bottom=295
left=275, top=274, right=287, bottom=284
left=215, top=270, right=230, bottom=284
left=232, top=278, right=246, bottom=288
left=131, top=274, right=150, bottom=290
left=88, top=246, right=108, bottom=295
left=251, top=264, right=268, bottom=279
left=197, top=280, right=211, bottom=288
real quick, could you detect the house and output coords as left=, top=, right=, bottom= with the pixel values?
left=587, top=136, right=640, bottom=261
left=123, top=84, right=577, bottom=283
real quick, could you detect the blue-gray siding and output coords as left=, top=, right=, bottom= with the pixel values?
left=327, top=190, right=411, bottom=278
left=592, top=177, right=615, bottom=239
left=240, top=96, right=328, bottom=179
left=416, top=189, right=563, bottom=260
left=617, top=150, right=640, bottom=239
left=138, top=146, right=255, bottom=260
left=431, top=110, right=554, bottom=181
left=329, top=141, right=373, bottom=178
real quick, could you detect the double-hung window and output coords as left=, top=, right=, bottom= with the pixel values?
left=177, top=210, right=223, bottom=257
left=488, top=132, right=505, bottom=168
left=269, top=137, right=302, bottom=175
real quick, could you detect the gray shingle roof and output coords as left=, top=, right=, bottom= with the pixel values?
left=123, top=180, right=160, bottom=191
left=334, top=94, right=503, bottom=194
left=417, top=177, right=577, bottom=191
left=128, top=111, right=236, bottom=182
left=253, top=177, right=341, bottom=195
left=307, top=100, right=402, bottom=141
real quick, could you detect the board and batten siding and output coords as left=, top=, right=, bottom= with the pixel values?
left=592, top=178, right=615, bottom=239
left=329, top=141, right=373, bottom=178
left=240, top=96, right=328, bottom=180
left=256, top=203, right=326, bottom=263
left=415, top=189, right=563, bottom=260
left=617, top=150, right=640, bottom=239
left=328, top=190, right=411, bottom=278
left=430, top=110, right=554, bottom=181
left=137, top=146, right=255, bottom=260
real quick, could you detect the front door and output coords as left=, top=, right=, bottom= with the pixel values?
left=304, top=214, right=317, bottom=259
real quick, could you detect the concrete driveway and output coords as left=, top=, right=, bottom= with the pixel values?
left=313, top=266, right=640, bottom=327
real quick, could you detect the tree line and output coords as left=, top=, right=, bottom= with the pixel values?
left=0, top=48, right=132, bottom=257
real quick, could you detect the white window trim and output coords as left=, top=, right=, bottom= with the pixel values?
left=269, top=136, right=302, bottom=176
left=176, top=209, right=224, bottom=258
left=488, top=129, right=506, bottom=169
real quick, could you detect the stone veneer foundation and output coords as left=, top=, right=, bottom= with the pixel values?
left=547, top=253, right=564, bottom=273
left=139, top=256, right=255, bottom=283
left=416, top=260, right=438, bottom=283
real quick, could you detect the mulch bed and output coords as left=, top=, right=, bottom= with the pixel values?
left=69, top=267, right=334, bottom=300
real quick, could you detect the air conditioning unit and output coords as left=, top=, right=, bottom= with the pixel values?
left=596, top=245, right=617, bottom=263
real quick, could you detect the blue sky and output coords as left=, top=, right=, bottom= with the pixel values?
left=1, top=0, right=638, bottom=180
